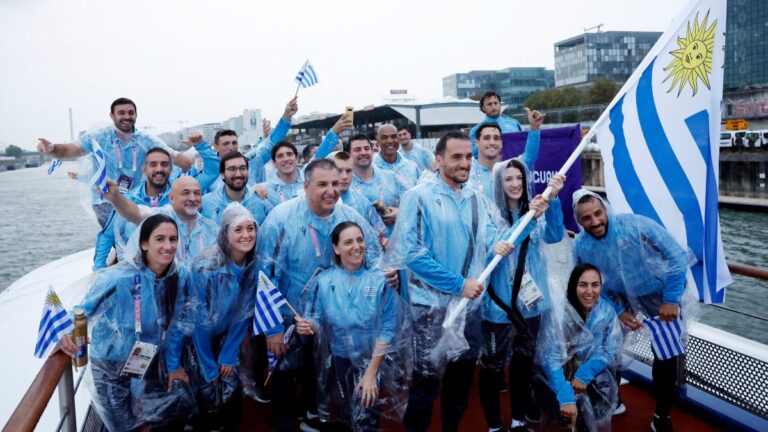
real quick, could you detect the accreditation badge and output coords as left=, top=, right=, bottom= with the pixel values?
left=518, top=272, right=544, bottom=311
left=120, top=341, right=158, bottom=379
left=117, top=174, right=134, bottom=193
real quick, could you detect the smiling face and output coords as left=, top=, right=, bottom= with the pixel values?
left=274, top=145, right=298, bottom=178
left=227, top=219, right=256, bottom=259
left=140, top=222, right=178, bottom=270
left=349, top=139, right=373, bottom=169
left=333, top=225, right=365, bottom=270
left=576, top=269, right=602, bottom=311
left=304, top=167, right=340, bottom=217
left=576, top=197, right=609, bottom=239
left=170, top=177, right=202, bottom=219
left=436, top=138, right=472, bottom=188
left=377, top=125, right=400, bottom=159
left=398, top=128, right=411, bottom=146
left=143, top=151, right=171, bottom=191
left=477, top=126, right=502, bottom=160
left=334, top=156, right=354, bottom=193
left=503, top=166, right=524, bottom=201
left=222, top=156, right=248, bottom=192
left=110, top=103, right=137, bottom=133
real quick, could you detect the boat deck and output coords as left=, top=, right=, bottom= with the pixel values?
left=237, top=374, right=723, bottom=431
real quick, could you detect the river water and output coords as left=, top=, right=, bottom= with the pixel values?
left=1, top=164, right=767, bottom=343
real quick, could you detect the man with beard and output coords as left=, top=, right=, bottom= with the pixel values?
left=103, top=175, right=218, bottom=263
left=397, top=126, right=434, bottom=173
left=345, top=134, right=406, bottom=235
left=469, top=112, right=542, bottom=200
left=202, top=152, right=272, bottom=224
left=468, top=92, right=545, bottom=158
left=37, top=98, right=199, bottom=269
left=373, top=124, right=421, bottom=188
left=572, top=189, right=691, bottom=432
left=257, top=142, right=305, bottom=207
left=393, top=131, right=509, bottom=432
left=257, top=159, right=385, bottom=432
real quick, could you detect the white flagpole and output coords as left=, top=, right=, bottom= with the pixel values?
left=442, top=127, right=598, bottom=329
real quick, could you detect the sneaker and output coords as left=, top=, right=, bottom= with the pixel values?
left=510, top=419, right=527, bottom=431
left=242, top=385, right=271, bottom=404
left=650, top=414, right=674, bottom=432
left=300, top=416, right=325, bottom=432
left=614, top=403, right=627, bottom=415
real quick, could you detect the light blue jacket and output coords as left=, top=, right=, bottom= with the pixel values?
left=391, top=173, right=512, bottom=307
left=78, top=263, right=196, bottom=372
left=243, top=117, right=292, bottom=185
left=306, top=265, right=397, bottom=359
left=352, top=169, right=407, bottom=236
left=540, top=299, right=620, bottom=406
left=468, top=130, right=540, bottom=200
left=191, top=257, right=256, bottom=382
left=468, top=115, right=524, bottom=158
left=483, top=198, right=564, bottom=323
left=341, top=188, right=387, bottom=236
left=373, top=153, right=421, bottom=189
left=573, top=214, right=689, bottom=314
left=185, top=140, right=226, bottom=193
left=257, top=197, right=382, bottom=337
left=258, top=172, right=305, bottom=207
left=201, top=185, right=272, bottom=225
left=399, top=144, right=434, bottom=172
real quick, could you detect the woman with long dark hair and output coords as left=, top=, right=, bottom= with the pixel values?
left=58, top=213, right=198, bottom=431
left=537, top=263, right=622, bottom=431
left=478, top=158, right=567, bottom=431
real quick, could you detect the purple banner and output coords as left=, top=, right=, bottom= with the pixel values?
left=502, top=124, right=582, bottom=232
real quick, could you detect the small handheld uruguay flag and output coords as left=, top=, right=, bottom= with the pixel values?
left=294, top=60, right=319, bottom=88
left=34, top=285, right=74, bottom=358
left=253, top=271, right=288, bottom=335
left=89, top=139, right=108, bottom=199
left=47, top=159, right=62, bottom=175
left=644, top=316, right=686, bottom=361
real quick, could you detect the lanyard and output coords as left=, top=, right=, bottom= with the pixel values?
left=375, top=175, right=385, bottom=204
left=132, top=274, right=142, bottom=337
left=114, top=137, right=138, bottom=172
left=308, top=226, right=321, bottom=257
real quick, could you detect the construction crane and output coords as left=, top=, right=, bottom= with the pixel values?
left=584, top=24, right=605, bottom=33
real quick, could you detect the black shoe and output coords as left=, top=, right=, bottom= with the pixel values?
left=243, top=385, right=271, bottom=404
left=300, top=416, right=326, bottom=432
left=651, top=414, right=674, bottom=432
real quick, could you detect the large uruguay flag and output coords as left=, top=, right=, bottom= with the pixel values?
left=593, top=0, right=732, bottom=303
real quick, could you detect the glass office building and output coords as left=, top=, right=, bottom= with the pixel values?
left=725, top=0, right=768, bottom=90
left=554, top=31, right=661, bottom=87
left=442, top=67, right=554, bottom=110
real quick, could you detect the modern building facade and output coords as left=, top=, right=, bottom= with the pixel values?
left=724, top=0, right=768, bottom=91
left=554, top=31, right=661, bottom=87
left=442, top=67, right=554, bottom=110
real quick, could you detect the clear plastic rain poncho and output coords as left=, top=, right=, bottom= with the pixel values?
left=78, top=214, right=199, bottom=432
left=571, top=190, right=699, bottom=343
left=305, top=264, right=412, bottom=429
left=383, top=171, right=505, bottom=378
left=257, top=196, right=383, bottom=347
left=184, top=203, right=259, bottom=421
left=479, top=158, right=571, bottom=367
left=536, top=296, right=623, bottom=432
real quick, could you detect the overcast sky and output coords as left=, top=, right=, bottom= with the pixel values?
left=0, top=0, right=689, bottom=150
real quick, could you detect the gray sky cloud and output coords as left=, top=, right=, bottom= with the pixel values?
left=0, top=0, right=686, bottom=149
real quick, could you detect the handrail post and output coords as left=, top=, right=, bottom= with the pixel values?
left=57, top=364, right=76, bottom=432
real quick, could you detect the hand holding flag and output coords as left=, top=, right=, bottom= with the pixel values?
left=34, top=285, right=74, bottom=358
left=89, top=139, right=108, bottom=199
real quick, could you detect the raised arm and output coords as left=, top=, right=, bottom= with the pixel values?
left=102, top=178, right=148, bottom=224
left=37, top=138, right=85, bottom=160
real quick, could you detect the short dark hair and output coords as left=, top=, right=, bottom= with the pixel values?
left=214, top=129, right=238, bottom=146
left=110, top=97, right=136, bottom=114
left=332, top=151, right=351, bottom=161
left=435, top=131, right=470, bottom=157
left=479, top=91, right=501, bottom=112
left=331, top=221, right=364, bottom=266
left=304, top=158, right=338, bottom=183
left=567, top=263, right=602, bottom=320
left=219, top=151, right=249, bottom=174
left=475, top=122, right=502, bottom=140
left=344, top=134, right=370, bottom=153
left=271, top=141, right=298, bottom=162
left=577, top=193, right=602, bottom=207
left=397, top=124, right=412, bottom=134
left=302, top=144, right=318, bottom=160
left=144, top=147, right=172, bottom=165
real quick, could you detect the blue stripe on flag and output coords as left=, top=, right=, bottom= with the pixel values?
left=305, top=65, right=318, bottom=85
left=34, top=309, right=68, bottom=354
left=636, top=59, right=705, bottom=300
left=35, top=310, right=72, bottom=357
left=254, top=296, right=274, bottom=331
left=37, top=317, right=74, bottom=357
left=37, top=309, right=53, bottom=333
left=685, top=110, right=724, bottom=303
left=609, top=95, right=663, bottom=225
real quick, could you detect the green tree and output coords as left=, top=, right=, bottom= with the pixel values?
left=585, top=77, right=619, bottom=105
left=5, top=145, right=23, bottom=159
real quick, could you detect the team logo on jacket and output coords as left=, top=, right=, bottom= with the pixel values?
left=363, top=285, right=376, bottom=300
